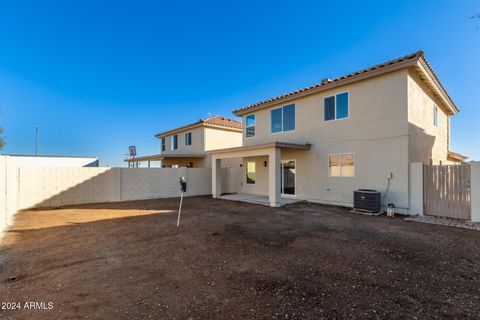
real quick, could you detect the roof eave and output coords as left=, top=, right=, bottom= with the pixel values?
left=155, top=122, right=242, bottom=139
left=416, top=58, right=459, bottom=115
left=233, top=58, right=420, bottom=117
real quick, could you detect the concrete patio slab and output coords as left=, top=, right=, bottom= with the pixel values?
left=219, top=193, right=302, bottom=206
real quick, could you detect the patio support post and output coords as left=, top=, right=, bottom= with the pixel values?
left=268, top=148, right=281, bottom=207
left=212, top=157, right=222, bottom=198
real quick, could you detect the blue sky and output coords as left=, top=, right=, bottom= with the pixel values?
left=0, top=0, right=478, bottom=166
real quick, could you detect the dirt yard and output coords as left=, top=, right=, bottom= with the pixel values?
left=0, top=196, right=479, bottom=319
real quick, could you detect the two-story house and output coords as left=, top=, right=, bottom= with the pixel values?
left=210, top=51, right=466, bottom=213
left=126, top=116, right=243, bottom=169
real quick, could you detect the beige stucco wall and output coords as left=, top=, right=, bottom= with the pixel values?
left=160, top=126, right=242, bottom=168
left=238, top=156, right=269, bottom=195
left=204, top=127, right=242, bottom=151
left=239, top=70, right=411, bottom=210
left=161, top=126, right=205, bottom=156
left=407, top=70, right=451, bottom=164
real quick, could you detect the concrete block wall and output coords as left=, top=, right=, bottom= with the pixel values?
left=16, top=167, right=212, bottom=210
left=0, top=167, right=212, bottom=238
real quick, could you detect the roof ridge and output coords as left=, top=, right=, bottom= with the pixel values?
left=233, top=50, right=426, bottom=114
left=155, top=115, right=242, bottom=138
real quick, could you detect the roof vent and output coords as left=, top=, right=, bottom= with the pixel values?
left=321, top=78, right=332, bottom=85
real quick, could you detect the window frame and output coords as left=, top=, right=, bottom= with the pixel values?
left=170, top=135, right=178, bottom=150
left=328, top=152, right=355, bottom=178
left=271, top=104, right=296, bottom=134
left=324, top=91, right=350, bottom=122
left=161, top=137, right=166, bottom=152
left=245, top=161, right=256, bottom=185
left=245, top=114, right=256, bottom=138
left=185, top=132, right=192, bottom=146
left=433, top=105, right=438, bottom=127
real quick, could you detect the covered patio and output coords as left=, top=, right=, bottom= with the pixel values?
left=125, top=153, right=206, bottom=168
left=210, top=142, right=311, bottom=207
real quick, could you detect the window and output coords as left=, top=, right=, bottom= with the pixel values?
left=185, top=132, right=192, bottom=146
left=161, top=137, right=166, bottom=152
left=246, top=114, right=255, bottom=137
left=245, top=161, right=256, bottom=184
left=329, top=153, right=354, bottom=177
left=324, top=92, right=349, bottom=121
left=433, top=105, right=438, bottom=127
left=271, top=104, right=295, bottom=133
left=170, top=135, right=178, bottom=150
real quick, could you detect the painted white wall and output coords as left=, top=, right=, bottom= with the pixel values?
left=470, top=162, right=480, bottom=222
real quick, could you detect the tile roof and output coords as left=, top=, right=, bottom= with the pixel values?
left=233, top=51, right=457, bottom=115
left=204, top=115, right=243, bottom=130
left=155, top=115, right=242, bottom=138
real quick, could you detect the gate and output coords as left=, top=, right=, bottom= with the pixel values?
left=423, top=164, right=471, bottom=219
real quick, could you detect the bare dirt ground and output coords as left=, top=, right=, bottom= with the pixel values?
left=0, top=196, right=479, bottom=319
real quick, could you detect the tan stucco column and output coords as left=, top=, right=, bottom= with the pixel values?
left=268, top=148, right=281, bottom=207
left=212, top=157, right=222, bottom=198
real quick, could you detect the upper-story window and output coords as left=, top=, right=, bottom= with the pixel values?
left=246, top=114, right=255, bottom=137
left=185, top=132, right=192, bottom=146
left=161, top=137, right=166, bottom=152
left=324, top=92, right=349, bottom=121
left=271, top=104, right=295, bottom=133
left=433, top=105, right=438, bottom=127
left=170, top=135, right=178, bottom=150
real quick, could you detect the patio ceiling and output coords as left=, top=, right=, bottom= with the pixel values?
left=124, top=153, right=206, bottom=162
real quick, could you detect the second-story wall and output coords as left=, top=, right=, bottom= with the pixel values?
left=407, top=70, right=451, bottom=164
left=160, top=126, right=205, bottom=155
left=204, top=127, right=242, bottom=151
left=241, top=69, right=410, bottom=148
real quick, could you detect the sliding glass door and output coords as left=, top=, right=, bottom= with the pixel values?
left=281, top=160, right=296, bottom=196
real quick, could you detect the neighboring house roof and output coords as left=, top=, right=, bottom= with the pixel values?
left=155, top=115, right=242, bottom=138
left=233, top=51, right=458, bottom=116
left=447, top=151, right=468, bottom=162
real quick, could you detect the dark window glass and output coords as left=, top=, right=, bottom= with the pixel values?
left=336, top=92, right=349, bottom=119
left=283, top=104, right=295, bottom=131
left=161, top=138, right=165, bottom=152
left=185, top=132, right=192, bottom=146
left=271, top=108, right=282, bottom=133
left=324, top=96, right=335, bottom=121
left=172, top=135, right=178, bottom=150
left=246, top=114, right=255, bottom=137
